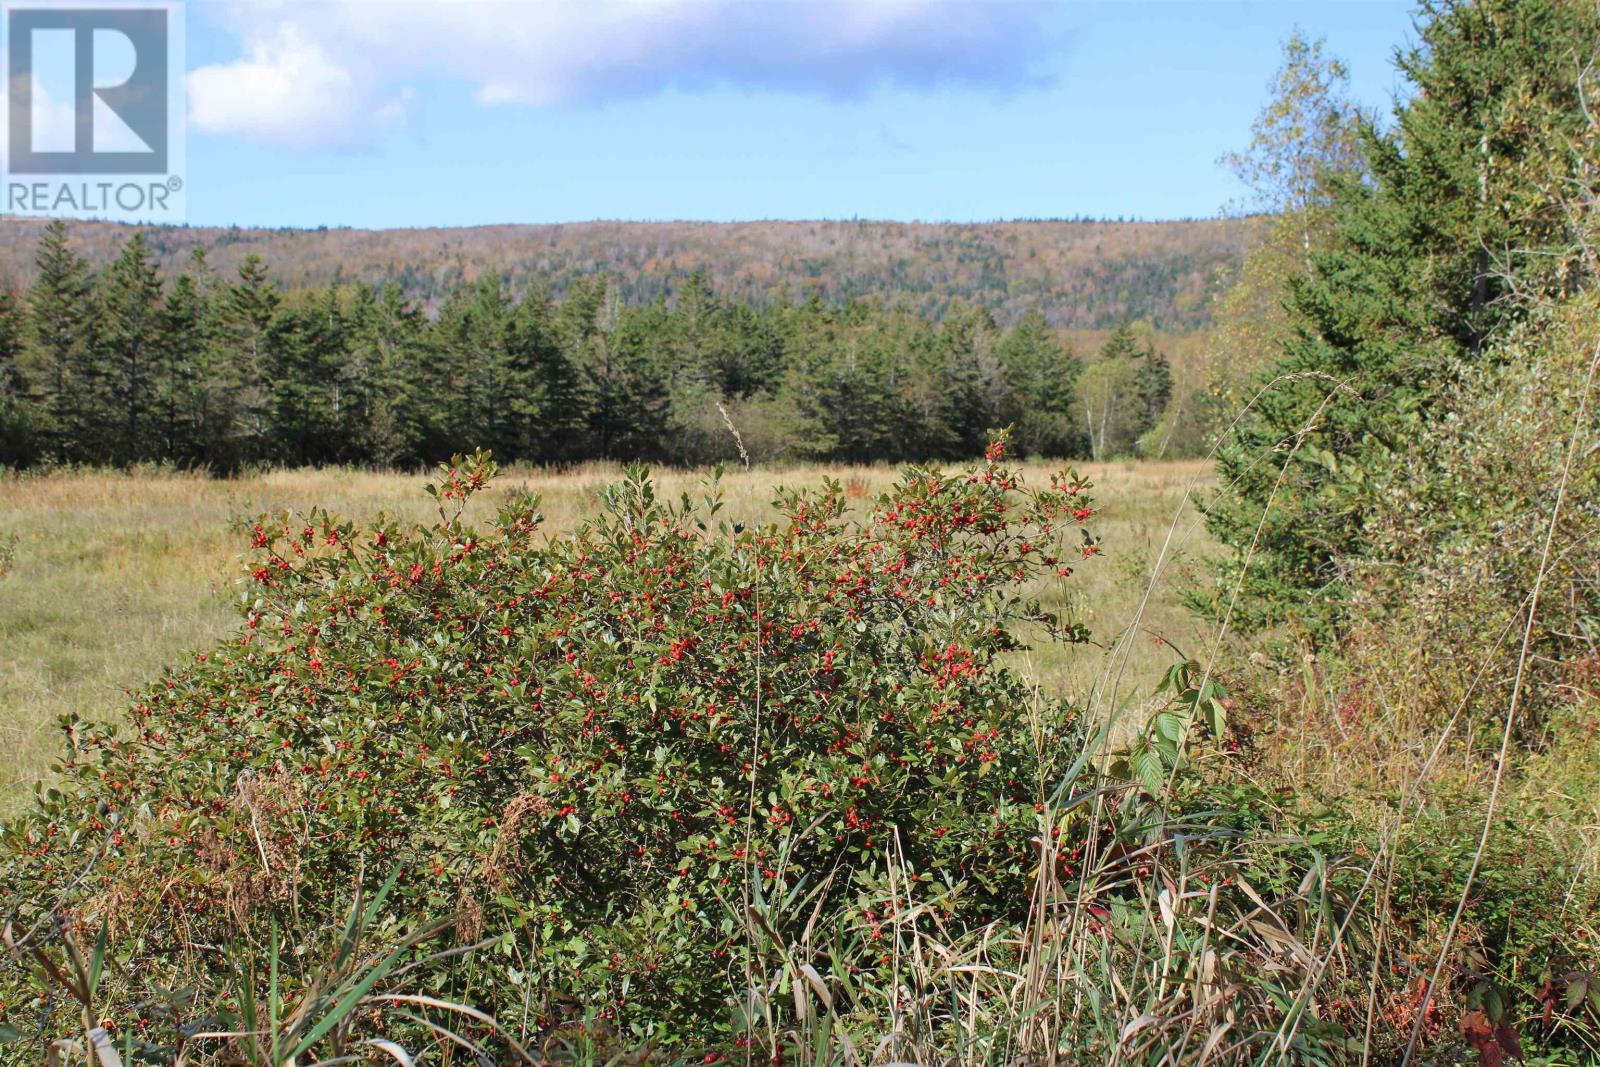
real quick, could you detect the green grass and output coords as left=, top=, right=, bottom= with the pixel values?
left=0, top=458, right=1213, bottom=814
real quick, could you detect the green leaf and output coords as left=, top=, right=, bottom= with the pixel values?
left=1132, top=747, right=1166, bottom=794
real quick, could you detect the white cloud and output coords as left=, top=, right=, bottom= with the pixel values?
left=23, top=77, right=77, bottom=154
left=187, top=24, right=410, bottom=149
left=187, top=0, right=1053, bottom=149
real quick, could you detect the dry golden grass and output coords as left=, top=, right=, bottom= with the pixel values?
left=0, top=459, right=1212, bottom=813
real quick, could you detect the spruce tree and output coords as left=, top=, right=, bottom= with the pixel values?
left=216, top=255, right=281, bottom=462
left=27, top=221, right=101, bottom=462
left=1133, top=344, right=1172, bottom=453
left=516, top=286, right=588, bottom=463
left=0, top=285, right=39, bottom=466
left=1204, top=0, right=1600, bottom=635
left=269, top=285, right=346, bottom=465
left=157, top=250, right=222, bottom=465
left=99, top=233, right=166, bottom=463
left=593, top=286, right=672, bottom=460
left=344, top=284, right=424, bottom=466
left=997, top=310, right=1085, bottom=457
left=773, top=298, right=845, bottom=459
left=1079, top=320, right=1148, bottom=459
left=500, top=286, right=561, bottom=461
left=928, top=304, right=1000, bottom=460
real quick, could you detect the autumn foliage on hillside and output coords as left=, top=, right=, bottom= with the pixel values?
left=0, top=216, right=1254, bottom=330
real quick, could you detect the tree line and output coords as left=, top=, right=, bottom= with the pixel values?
left=0, top=221, right=1172, bottom=470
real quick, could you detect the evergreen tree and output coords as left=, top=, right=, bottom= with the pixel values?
left=1079, top=321, right=1150, bottom=460
left=773, top=298, right=845, bottom=459
left=548, top=276, right=608, bottom=460
left=1204, top=0, right=1600, bottom=634
left=0, top=285, right=39, bottom=466
left=157, top=250, right=224, bottom=465
left=0, top=235, right=1218, bottom=469
left=431, top=275, right=551, bottom=461
left=592, top=285, right=672, bottom=459
left=927, top=304, right=999, bottom=460
left=500, top=286, right=565, bottom=462
left=269, top=285, right=346, bottom=465
left=99, top=234, right=166, bottom=463
left=776, top=299, right=918, bottom=463
left=515, top=286, right=589, bottom=463
left=216, top=255, right=281, bottom=462
left=997, top=310, right=1085, bottom=457
left=344, top=284, right=424, bottom=466
left=1133, top=344, right=1173, bottom=455
left=27, top=221, right=102, bottom=461
left=1097, top=320, right=1141, bottom=363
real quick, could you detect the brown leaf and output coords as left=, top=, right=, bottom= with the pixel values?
left=1460, top=1009, right=1493, bottom=1045
left=1494, top=1023, right=1522, bottom=1060
left=1460, top=1010, right=1522, bottom=1066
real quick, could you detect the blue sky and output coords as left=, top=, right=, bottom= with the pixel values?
left=181, top=1, right=1418, bottom=229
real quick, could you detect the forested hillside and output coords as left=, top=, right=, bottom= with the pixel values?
left=0, top=216, right=1256, bottom=331
left=0, top=225, right=1184, bottom=469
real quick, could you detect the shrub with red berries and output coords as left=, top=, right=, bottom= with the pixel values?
left=1, top=438, right=1100, bottom=1050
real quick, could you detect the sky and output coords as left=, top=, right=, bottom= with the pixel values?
left=178, top=0, right=1420, bottom=229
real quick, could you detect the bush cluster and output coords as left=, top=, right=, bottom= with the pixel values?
left=1, top=439, right=1101, bottom=1051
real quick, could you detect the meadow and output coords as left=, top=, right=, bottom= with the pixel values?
left=0, top=458, right=1213, bottom=816
left=4, top=5, right=1596, bottom=1058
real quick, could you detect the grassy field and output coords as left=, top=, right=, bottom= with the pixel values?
left=0, top=458, right=1214, bottom=813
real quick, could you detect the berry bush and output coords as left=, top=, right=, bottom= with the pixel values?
left=1, top=440, right=1100, bottom=1052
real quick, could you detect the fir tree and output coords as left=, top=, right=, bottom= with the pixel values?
left=344, top=284, right=424, bottom=466
left=1133, top=345, right=1173, bottom=454
left=269, top=285, right=346, bottom=465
